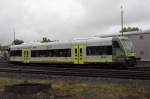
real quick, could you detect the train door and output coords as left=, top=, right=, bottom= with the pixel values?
left=22, top=49, right=30, bottom=63
left=73, top=45, right=85, bottom=64
left=79, top=45, right=84, bottom=64
left=73, top=45, right=79, bottom=64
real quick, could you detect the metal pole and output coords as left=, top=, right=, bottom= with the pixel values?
left=13, top=28, right=15, bottom=45
left=121, top=6, right=124, bottom=36
left=14, top=31, right=15, bottom=41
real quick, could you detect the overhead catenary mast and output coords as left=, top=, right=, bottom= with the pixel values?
left=121, top=5, right=124, bottom=36
left=14, top=31, right=15, bottom=42
left=13, top=28, right=16, bottom=45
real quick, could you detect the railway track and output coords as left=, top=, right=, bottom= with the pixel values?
left=0, top=58, right=150, bottom=80
left=1, top=63, right=150, bottom=72
left=0, top=65, right=150, bottom=80
left=0, top=57, right=150, bottom=71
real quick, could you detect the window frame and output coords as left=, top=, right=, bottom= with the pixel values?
left=86, top=45, right=112, bottom=56
left=31, top=49, right=71, bottom=57
left=10, top=50, right=22, bottom=57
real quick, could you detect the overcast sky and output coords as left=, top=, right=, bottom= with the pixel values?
left=0, top=0, right=150, bottom=45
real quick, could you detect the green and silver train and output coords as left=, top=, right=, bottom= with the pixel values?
left=9, top=36, right=138, bottom=66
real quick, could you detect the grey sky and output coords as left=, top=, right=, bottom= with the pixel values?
left=0, top=0, right=150, bottom=45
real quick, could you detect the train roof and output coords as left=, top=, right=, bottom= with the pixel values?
left=10, top=36, right=128, bottom=50
left=10, top=40, right=71, bottom=49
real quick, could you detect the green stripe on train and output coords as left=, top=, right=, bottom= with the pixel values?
left=10, top=57, right=113, bottom=63
left=10, top=57, right=73, bottom=63
left=30, top=58, right=73, bottom=63
left=85, top=58, right=113, bottom=63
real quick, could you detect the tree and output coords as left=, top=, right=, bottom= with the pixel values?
left=12, top=39, right=24, bottom=45
left=120, top=27, right=141, bottom=33
left=41, top=37, right=52, bottom=43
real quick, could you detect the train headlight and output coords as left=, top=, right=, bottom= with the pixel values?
left=127, top=52, right=136, bottom=57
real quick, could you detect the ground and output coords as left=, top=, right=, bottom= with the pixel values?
left=0, top=77, right=149, bottom=99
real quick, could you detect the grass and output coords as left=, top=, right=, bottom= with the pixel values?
left=50, top=80, right=150, bottom=99
left=0, top=77, right=149, bottom=99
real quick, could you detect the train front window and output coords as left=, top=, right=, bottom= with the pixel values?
left=113, top=41, right=120, bottom=48
left=112, top=40, right=126, bottom=57
left=121, top=39, right=133, bottom=51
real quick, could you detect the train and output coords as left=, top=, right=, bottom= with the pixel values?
left=8, top=36, right=139, bottom=66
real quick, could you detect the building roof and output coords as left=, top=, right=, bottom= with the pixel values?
left=96, top=30, right=150, bottom=38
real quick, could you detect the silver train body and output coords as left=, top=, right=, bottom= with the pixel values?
left=9, top=36, right=138, bottom=66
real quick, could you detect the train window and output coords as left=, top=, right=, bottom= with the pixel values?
left=98, top=46, right=105, bottom=55
left=31, top=49, right=71, bottom=57
left=67, top=49, right=71, bottom=57
left=80, top=48, right=82, bottom=54
left=31, top=50, right=49, bottom=57
left=113, top=41, right=120, bottom=48
left=31, top=50, right=38, bottom=57
left=10, top=50, right=22, bottom=57
left=55, top=49, right=71, bottom=57
left=86, top=46, right=112, bottom=56
left=53, top=50, right=58, bottom=57
left=75, top=49, right=77, bottom=54
left=105, top=46, right=112, bottom=55
left=87, top=46, right=101, bottom=55
left=86, top=46, right=96, bottom=55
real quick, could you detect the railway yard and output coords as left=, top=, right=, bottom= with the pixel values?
left=0, top=56, right=150, bottom=99
left=0, top=57, right=150, bottom=80
left=1, top=0, right=150, bottom=98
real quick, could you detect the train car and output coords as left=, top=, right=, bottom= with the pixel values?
left=9, top=36, right=138, bottom=66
